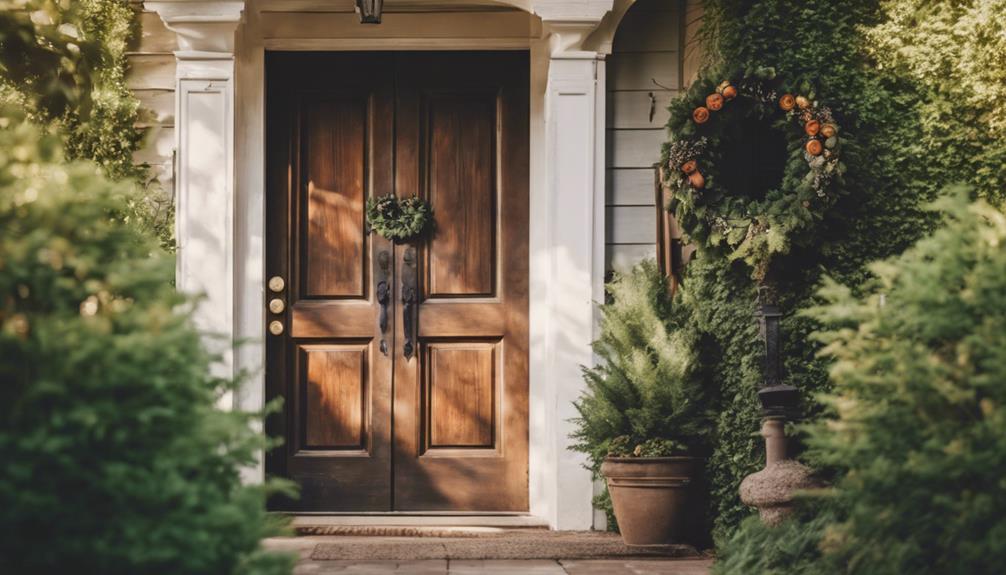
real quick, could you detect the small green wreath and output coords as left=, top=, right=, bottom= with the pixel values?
left=661, top=68, right=847, bottom=279
left=365, top=194, right=434, bottom=242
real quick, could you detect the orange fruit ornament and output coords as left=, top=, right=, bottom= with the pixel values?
left=805, top=139, right=823, bottom=156
left=722, top=85, right=738, bottom=100
left=681, top=160, right=698, bottom=174
left=820, top=123, right=837, bottom=138
left=693, top=106, right=710, bottom=124
left=706, top=93, right=724, bottom=111
left=688, top=171, right=705, bottom=189
left=795, top=95, right=811, bottom=109
left=779, top=94, right=796, bottom=111
left=805, top=120, right=821, bottom=136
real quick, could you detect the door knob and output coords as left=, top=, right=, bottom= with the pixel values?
left=268, top=276, right=285, bottom=292
left=268, top=298, right=286, bottom=314
left=268, top=320, right=284, bottom=336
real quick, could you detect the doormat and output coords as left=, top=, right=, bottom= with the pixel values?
left=310, top=531, right=699, bottom=561
left=295, top=525, right=501, bottom=538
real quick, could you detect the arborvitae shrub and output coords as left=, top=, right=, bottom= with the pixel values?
left=714, top=189, right=1006, bottom=574
left=0, top=117, right=294, bottom=574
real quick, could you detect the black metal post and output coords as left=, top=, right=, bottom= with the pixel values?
left=755, top=274, right=798, bottom=417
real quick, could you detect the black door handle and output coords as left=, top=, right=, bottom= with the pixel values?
left=402, top=247, right=418, bottom=359
left=376, top=250, right=391, bottom=355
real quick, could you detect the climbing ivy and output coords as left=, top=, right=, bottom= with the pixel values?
left=676, top=0, right=944, bottom=542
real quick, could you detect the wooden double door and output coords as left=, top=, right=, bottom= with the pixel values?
left=265, top=52, right=529, bottom=512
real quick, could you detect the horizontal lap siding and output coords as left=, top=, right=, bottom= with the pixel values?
left=129, top=2, right=175, bottom=193
left=605, top=0, right=682, bottom=274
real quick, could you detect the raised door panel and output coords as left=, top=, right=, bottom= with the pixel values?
left=301, top=95, right=368, bottom=299
left=425, top=342, right=497, bottom=450
left=424, top=93, right=497, bottom=298
left=301, top=345, right=368, bottom=450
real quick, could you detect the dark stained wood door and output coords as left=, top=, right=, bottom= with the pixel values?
left=266, top=52, right=529, bottom=512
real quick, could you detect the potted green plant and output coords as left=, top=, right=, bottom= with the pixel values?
left=572, top=260, right=710, bottom=547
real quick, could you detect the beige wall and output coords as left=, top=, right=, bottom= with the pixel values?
left=604, top=0, right=682, bottom=273
left=128, top=1, right=176, bottom=194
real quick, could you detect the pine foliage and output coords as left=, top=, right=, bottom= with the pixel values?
left=572, top=260, right=710, bottom=473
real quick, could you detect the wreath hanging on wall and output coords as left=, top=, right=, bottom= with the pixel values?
left=661, top=68, right=847, bottom=280
left=365, top=194, right=434, bottom=242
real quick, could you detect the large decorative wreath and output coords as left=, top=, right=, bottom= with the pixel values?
left=661, top=68, right=847, bottom=279
left=365, top=194, right=433, bottom=242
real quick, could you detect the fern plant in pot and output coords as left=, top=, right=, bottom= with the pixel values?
left=572, top=260, right=711, bottom=547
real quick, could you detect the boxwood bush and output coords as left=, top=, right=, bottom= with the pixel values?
left=0, top=115, right=293, bottom=574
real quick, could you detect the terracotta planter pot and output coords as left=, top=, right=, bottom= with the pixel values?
left=601, top=456, right=701, bottom=547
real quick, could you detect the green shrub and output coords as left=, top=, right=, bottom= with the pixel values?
left=712, top=502, right=837, bottom=575
left=571, top=259, right=712, bottom=527
left=0, top=0, right=172, bottom=248
left=802, top=189, right=1006, bottom=574
left=0, top=116, right=293, bottom=574
left=866, top=0, right=1006, bottom=203
left=714, top=189, right=1006, bottom=574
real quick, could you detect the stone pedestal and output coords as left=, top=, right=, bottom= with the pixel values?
left=739, top=418, right=819, bottom=525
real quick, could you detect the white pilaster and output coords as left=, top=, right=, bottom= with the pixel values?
left=530, top=0, right=613, bottom=530
left=148, top=1, right=245, bottom=384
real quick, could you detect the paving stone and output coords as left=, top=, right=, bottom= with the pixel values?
left=309, top=531, right=696, bottom=560
left=294, top=560, right=448, bottom=574
left=449, top=559, right=566, bottom=574
left=560, top=558, right=713, bottom=575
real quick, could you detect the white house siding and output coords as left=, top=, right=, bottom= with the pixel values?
left=128, top=1, right=176, bottom=194
left=605, top=0, right=688, bottom=274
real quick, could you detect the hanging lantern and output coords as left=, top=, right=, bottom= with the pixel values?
left=355, top=0, right=383, bottom=24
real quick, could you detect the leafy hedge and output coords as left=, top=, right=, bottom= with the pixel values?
left=0, top=0, right=171, bottom=247
left=683, top=0, right=1006, bottom=543
left=0, top=114, right=294, bottom=575
left=715, top=189, right=1006, bottom=574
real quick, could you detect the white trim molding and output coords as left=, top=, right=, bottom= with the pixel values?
left=529, top=0, right=613, bottom=530
left=148, top=1, right=245, bottom=391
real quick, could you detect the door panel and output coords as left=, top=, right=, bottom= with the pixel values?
left=393, top=53, right=529, bottom=511
left=266, top=52, right=528, bottom=513
left=266, top=53, right=395, bottom=511
left=301, top=95, right=368, bottom=299
left=426, top=341, right=498, bottom=449
left=301, top=344, right=368, bottom=449
left=425, top=92, right=497, bottom=297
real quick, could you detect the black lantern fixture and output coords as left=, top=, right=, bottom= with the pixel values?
left=355, top=0, right=383, bottom=24
left=755, top=276, right=799, bottom=418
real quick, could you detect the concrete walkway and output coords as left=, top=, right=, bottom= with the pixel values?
left=265, top=535, right=714, bottom=575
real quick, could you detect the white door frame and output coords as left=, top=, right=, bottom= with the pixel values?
left=147, top=0, right=634, bottom=530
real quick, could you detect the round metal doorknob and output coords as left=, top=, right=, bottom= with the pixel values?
left=268, top=298, right=286, bottom=314
left=268, top=276, right=285, bottom=292
left=268, top=320, right=284, bottom=336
